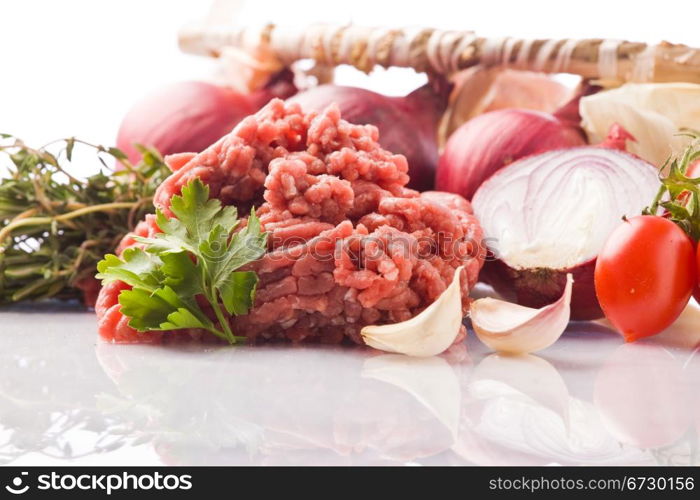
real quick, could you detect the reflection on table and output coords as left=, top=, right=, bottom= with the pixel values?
left=0, top=304, right=698, bottom=465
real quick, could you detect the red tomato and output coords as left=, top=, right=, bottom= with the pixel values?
left=595, top=215, right=696, bottom=341
left=681, top=161, right=700, bottom=302
left=695, top=243, right=700, bottom=304
left=689, top=162, right=700, bottom=303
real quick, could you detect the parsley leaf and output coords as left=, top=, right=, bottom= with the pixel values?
left=96, top=247, right=163, bottom=292
left=220, top=271, right=259, bottom=316
left=96, top=178, right=267, bottom=344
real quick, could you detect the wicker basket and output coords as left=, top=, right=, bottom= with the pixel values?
left=178, top=23, right=700, bottom=85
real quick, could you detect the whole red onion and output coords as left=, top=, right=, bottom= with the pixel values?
left=117, top=71, right=296, bottom=163
left=435, top=86, right=605, bottom=200
left=289, top=82, right=449, bottom=191
left=437, top=108, right=586, bottom=200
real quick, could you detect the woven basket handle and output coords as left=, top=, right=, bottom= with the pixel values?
left=179, top=23, right=700, bottom=85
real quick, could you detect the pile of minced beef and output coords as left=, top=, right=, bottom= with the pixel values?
left=96, top=99, right=484, bottom=344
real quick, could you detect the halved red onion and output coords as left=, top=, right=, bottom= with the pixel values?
left=472, top=147, right=660, bottom=320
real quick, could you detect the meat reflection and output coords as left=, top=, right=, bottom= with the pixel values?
left=93, top=328, right=699, bottom=465
left=6, top=315, right=695, bottom=465
left=95, top=344, right=469, bottom=465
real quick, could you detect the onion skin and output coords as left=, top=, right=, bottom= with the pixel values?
left=117, top=71, right=296, bottom=164
left=289, top=82, right=449, bottom=191
left=483, top=259, right=601, bottom=321
left=436, top=109, right=585, bottom=200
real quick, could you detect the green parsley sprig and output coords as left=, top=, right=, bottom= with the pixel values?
left=96, top=178, right=267, bottom=344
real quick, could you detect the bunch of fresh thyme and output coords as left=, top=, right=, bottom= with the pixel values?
left=0, top=135, right=170, bottom=305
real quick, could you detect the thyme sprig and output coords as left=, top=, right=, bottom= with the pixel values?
left=0, top=135, right=170, bottom=304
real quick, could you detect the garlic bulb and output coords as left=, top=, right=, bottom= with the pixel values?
left=361, top=266, right=465, bottom=357
left=470, top=274, right=573, bottom=354
left=580, top=83, right=700, bottom=166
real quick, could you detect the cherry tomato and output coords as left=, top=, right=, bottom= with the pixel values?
left=689, top=162, right=700, bottom=303
left=684, top=161, right=700, bottom=303
left=595, top=215, right=696, bottom=341
left=695, top=243, right=700, bottom=304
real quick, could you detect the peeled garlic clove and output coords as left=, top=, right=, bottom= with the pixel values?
left=361, top=266, right=464, bottom=357
left=471, top=274, right=573, bottom=354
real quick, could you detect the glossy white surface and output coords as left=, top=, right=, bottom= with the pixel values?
left=1, top=303, right=698, bottom=466
left=3, top=0, right=700, bottom=468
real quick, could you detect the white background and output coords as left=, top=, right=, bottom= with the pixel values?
left=1, top=0, right=699, bottom=467
left=1, top=0, right=700, bottom=150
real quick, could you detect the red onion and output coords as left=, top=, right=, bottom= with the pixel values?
left=436, top=92, right=594, bottom=200
left=288, top=82, right=449, bottom=191
left=117, top=70, right=296, bottom=163
left=472, top=147, right=660, bottom=320
left=442, top=68, right=572, bottom=138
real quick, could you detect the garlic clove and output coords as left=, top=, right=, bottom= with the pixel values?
left=470, top=274, right=573, bottom=354
left=362, top=354, right=461, bottom=439
left=361, top=266, right=464, bottom=357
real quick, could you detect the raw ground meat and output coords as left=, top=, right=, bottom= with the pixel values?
left=96, top=99, right=484, bottom=345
